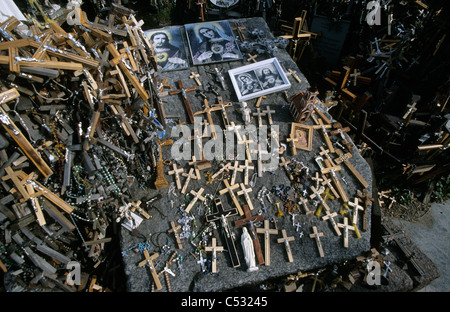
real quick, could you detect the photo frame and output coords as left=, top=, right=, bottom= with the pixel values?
left=185, top=20, right=242, bottom=66
left=228, top=58, right=291, bottom=102
left=290, top=122, right=313, bottom=152
left=144, top=26, right=190, bottom=72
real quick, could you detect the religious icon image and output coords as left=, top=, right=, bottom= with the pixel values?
left=145, top=26, right=189, bottom=72
left=256, top=65, right=284, bottom=89
left=235, top=71, right=263, bottom=97
left=290, top=123, right=313, bottom=152
left=185, top=20, right=243, bottom=65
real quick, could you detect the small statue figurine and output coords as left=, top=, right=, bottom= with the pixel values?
left=239, top=101, right=252, bottom=125
left=241, top=227, right=258, bottom=272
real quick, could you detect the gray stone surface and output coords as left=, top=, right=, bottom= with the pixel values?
left=120, top=17, right=373, bottom=292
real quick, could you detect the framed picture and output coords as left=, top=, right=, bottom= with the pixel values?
left=185, top=20, right=242, bottom=66
left=144, top=26, right=189, bottom=72
left=228, top=58, right=291, bottom=102
left=290, top=123, right=313, bottom=152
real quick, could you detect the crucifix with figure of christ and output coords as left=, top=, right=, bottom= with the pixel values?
left=138, top=250, right=162, bottom=290
left=211, top=96, right=232, bottom=127
left=169, top=80, right=196, bottom=123
left=205, top=237, right=223, bottom=273
left=277, top=229, right=295, bottom=262
left=256, top=219, right=278, bottom=266
left=234, top=205, right=265, bottom=265
left=194, top=96, right=222, bottom=139
left=206, top=198, right=240, bottom=268
left=219, top=179, right=244, bottom=216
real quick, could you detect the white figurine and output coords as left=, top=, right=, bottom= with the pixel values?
left=239, top=101, right=252, bottom=125
left=241, top=227, right=258, bottom=272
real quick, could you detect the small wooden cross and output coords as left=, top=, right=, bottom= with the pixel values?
left=321, top=174, right=340, bottom=200
left=238, top=135, right=254, bottom=162
left=256, top=219, right=278, bottom=266
left=311, top=171, right=323, bottom=189
left=356, top=189, right=374, bottom=232
left=279, top=157, right=294, bottom=181
left=169, top=80, right=197, bottom=123
left=330, top=122, right=353, bottom=153
left=168, top=221, right=183, bottom=249
left=334, top=149, right=369, bottom=189
left=277, top=229, right=295, bottom=262
left=299, top=196, right=313, bottom=215
left=232, top=22, right=246, bottom=42
left=237, top=183, right=254, bottom=211
left=230, top=160, right=243, bottom=185
left=309, top=185, right=331, bottom=212
left=211, top=96, right=232, bottom=127
left=239, top=160, right=254, bottom=185
left=255, top=95, right=267, bottom=108
left=309, top=226, right=325, bottom=258
left=319, top=146, right=337, bottom=167
left=262, top=105, right=276, bottom=125
left=321, top=159, right=348, bottom=203
left=286, top=131, right=297, bottom=156
left=350, top=69, right=361, bottom=86
left=219, top=179, right=243, bottom=216
left=168, top=163, right=184, bottom=190
left=253, top=107, right=265, bottom=126
left=348, top=197, right=364, bottom=226
left=234, top=204, right=265, bottom=265
left=322, top=209, right=342, bottom=236
left=138, top=250, right=162, bottom=290
left=288, top=69, right=302, bottom=83
left=337, top=217, right=356, bottom=248
left=196, top=0, right=207, bottom=22
left=188, top=155, right=202, bottom=180
left=205, top=238, right=224, bottom=273
left=211, top=162, right=232, bottom=179
left=252, top=143, right=269, bottom=177
left=190, top=71, right=202, bottom=86
left=185, top=187, right=206, bottom=213
left=130, top=200, right=151, bottom=219
left=181, top=168, right=196, bottom=194
left=312, top=118, right=335, bottom=153
left=227, top=122, right=243, bottom=142
left=247, top=53, right=258, bottom=63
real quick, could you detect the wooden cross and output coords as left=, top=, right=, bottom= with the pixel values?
left=330, top=122, right=353, bottom=153
left=402, top=97, right=418, bottom=120
left=348, top=197, right=364, bottom=226
left=322, top=209, right=342, bottom=236
left=138, top=250, right=162, bottom=290
left=288, top=69, right=302, bottom=83
left=319, top=146, right=337, bottom=167
left=193, top=98, right=222, bottom=139
left=227, top=122, right=243, bottom=142
left=262, top=105, right=276, bottom=125
left=23, top=173, right=46, bottom=226
left=277, top=229, right=295, bottom=262
left=211, top=96, right=232, bottom=127
left=237, top=183, right=254, bottom=211
left=238, top=135, right=254, bottom=162
left=255, top=95, right=267, bottom=108
left=356, top=189, right=374, bottom=232
left=239, top=160, right=254, bottom=185
left=168, top=221, right=183, bottom=249
left=286, top=131, right=297, bottom=156
left=309, top=226, right=325, bottom=258
left=230, top=160, right=243, bottom=185
left=154, top=138, right=173, bottom=190
left=298, top=196, right=313, bottom=215
left=205, top=198, right=240, bottom=268
left=234, top=205, right=265, bottom=265
left=337, top=217, right=356, bottom=248
left=312, top=118, right=334, bottom=153
left=185, top=187, right=205, bottom=213
left=2, top=166, right=30, bottom=200
left=350, top=69, right=361, bottom=86
left=169, top=80, right=197, bottom=123
left=130, top=200, right=151, bottom=220
left=219, top=179, right=244, bottom=216
left=188, top=155, right=202, bottom=180
left=181, top=168, right=196, bottom=194
left=309, top=185, right=331, bottom=213
left=321, top=159, right=348, bottom=203
left=196, top=0, right=207, bottom=21
left=334, top=149, right=369, bottom=189
left=321, top=174, right=340, bottom=200
left=211, top=162, right=232, bottom=179
left=252, top=143, right=269, bottom=177
left=247, top=53, right=258, bottom=63
left=205, top=237, right=224, bottom=273
left=279, top=157, right=294, bottom=181
left=253, top=107, right=265, bottom=127
left=256, top=219, right=278, bottom=266
left=190, top=71, right=202, bottom=86
left=168, top=163, right=184, bottom=190
left=311, top=171, right=323, bottom=189
left=232, top=22, right=246, bottom=42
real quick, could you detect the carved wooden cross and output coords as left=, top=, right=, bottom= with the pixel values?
left=219, top=179, right=244, bottom=216
left=168, top=221, right=183, bottom=249
left=190, top=71, right=202, bottom=86
left=130, top=200, right=151, bottom=219
left=322, top=209, right=342, bottom=236
left=206, top=198, right=240, bottom=268
left=252, top=107, right=265, bottom=127
left=181, top=168, right=196, bottom=194
left=350, top=69, right=361, bottom=86
left=230, top=160, right=243, bottom=185
left=319, top=146, right=337, bottom=167
left=237, top=183, right=254, bottom=211
left=211, top=162, right=232, bottom=179
left=348, top=197, right=364, bottom=227
left=2, top=166, right=29, bottom=200
left=247, top=53, right=258, bottom=63
left=256, top=219, right=278, bottom=266
left=205, top=237, right=224, bottom=273
left=277, top=229, right=295, bottom=262
left=252, top=143, right=269, bottom=177
left=185, top=187, right=206, bottom=213
left=334, top=149, right=369, bottom=189
left=356, top=189, right=374, bottom=232
left=279, top=157, right=294, bottom=181
left=238, top=135, right=254, bottom=162
left=211, top=96, right=232, bottom=127
left=262, top=105, right=276, bottom=125
left=138, top=250, right=162, bottom=290
left=234, top=204, right=264, bottom=265
left=337, top=217, right=356, bottom=248
left=286, top=131, right=297, bottom=156
left=168, top=163, right=184, bottom=190
left=310, top=226, right=325, bottom=257
left=239, top=160, right=254, bottom=185
left=169, top=80, right=197, bottom=123
left=194, top=97, right=222, bottom=139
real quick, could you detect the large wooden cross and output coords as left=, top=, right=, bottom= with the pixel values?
left=219, top=179, right=243, bottom=216
left=168, top=221, right=183, bottom=249
left=185, top=187, right=205, bottom=213
left=205, top=237, right=224, bottom=273
left=256, top=219, right=278, bottom=266
left=279, top=157, right=294, bottom=181
left=169, top=80, right=197, bottom=123
left=309, top=226, right=325, bottom=258
left=239, top=160, right=254, bottom=185
left=234, top=205, right=265, bottom=265
left=334, top=149, right=369, bottom=189
left=277, top=229, right=295, bottom=262
left=138, top=250, right=162, bottom=290
left=206, top=198, right=240, bottom=268
left=168, top=163, right=184, bottom=190
left=194, top=97, right=222, bottom=139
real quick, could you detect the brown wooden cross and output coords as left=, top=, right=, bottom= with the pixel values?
left=298, top=196, right=313, bottom=215
left=211, top=162, right=232, bottom=179
left=348, top=197, right=364, bottom=227
left=154, top=138, right=173, bottom=190
left=309, top=185, right=331, bottom=213
left=256, top=219, right=278, bottom=266
left=247, top=53, right=258, bottom=63
left=238, top=135, right=254, bottom=162
left=190, top=71, right=202, bottom=86
left=356, top=189, right=374, bottom=232
left=279, top=157, right=294, bottom=181
left=321, top=159, right=348, bottom=203
left=311, top=171, right=324, bottom=189
left=252, top=143, right=269, bottom=177
left=169, top=80, right=197, bottom=123
left=205, top=238, right=224, bottom=273
left=130, top=200, right=151, bottom=219
left=239, top=160, right=254, bottom=185
left=196, top=0, right=207, bottom=22
left=184, top=187, right=206, bottom=213
left=334, top=149, right=369, bottom=189
left=337, top=217, right=356, bottom=248
left=321, top=174, right=340, bottom=200
left=168, top=221, right=183, bottom=249
left=286, top=131, right=298, bottom=156
left=138, top=250, right=162, bottom=290
left=234, top=204, right=265, bottom=265
left=330, top=122, right=353, bottom=153
left=219, top=179, right=243, bottom=216
left=230, top=161, right=244, bottom=185
left=193, top=97, right=222, bottom=139
left=277, top=229, right=295, bottom=262
left=2, top=166, right=29, bottom=200
left=232, top=22, right=246, bottom=42
left=168, top=163, right=184, bottom=190
left=312, top=117, right=335, bottom=153
left=188, top=155, right=202, bottom=180
left=309, top=226, right=325, bottom=258
left=211, top=96, right=232, bottom=127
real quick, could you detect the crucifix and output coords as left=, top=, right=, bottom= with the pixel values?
left=190, top=71, right=202, bottom=86
left=334, top=149, right=369, bottom=189
left=211, top=162, right=232, bottom=179
left=184, top=187, right=206, bottom=213
left=309, top=226, right=325, bottom=258
left=211, top=96, right=232, bottom=127
left=138, top=250, right=162, bottom=290
left=319, top=146, right=337, bottom=168
left=208, top=67, right=227, bottom=90
left=219, top=179, right=244, bottom=216
left=238, top=135, right=254, bottom=162
left=188, top=155, right=202, bottom=180
left=232, top=22, right=246, bottom=42
left=169, top=80, right=197, bottom=123
left=239, top=160, right=254, bottom=185
left=194, top=98, right=222, bottom=139
left=168, top=221, right=183, bottom=249
left=348, top=197, right=364, bottom=227
left=230, top=161, right=243, bottom=185
left=196, top=0, right=206, bottom=22
left=330, top=122, right=353, bottom=153
left=337, top=217, right=356, bottom=248
left=311, top=171, right=323, bottom=189
left=256, top=219, right=278, bottom=266
left=322, top=209, right=342, bottom=236
left=262, top=105, right=276, bottom=125
left=154, top=137, right=173, bottom=190
left=286, top=131, right=297, bottom=156
left=227, top=122, right=243, bottom=143
left=252, top=143, right=269, bottom=177
left=252, top=107, right=265, bottom=127
left=181, top=168, right=196, bottom=194
left=298, top=196, right=313, bottom=215
left=237, top=183, right=254, bottom=211
left=312, top=117, right=334, bottom=153
left=309, top=185, right=331, bottom=213
left=350, top=69, right=361, bottom=86
left=234, top=205, right=264, bottom=265
left=277, top=229, right=295, bottom=262
left=205, top=198, right=240, bottom=268
left=321, top=174, right=340, bottom=200
left=356, top=189, right=374, bottom=232
left=321, top=159, right=348, bottom=203
left=204, top=238, right=224, bottom=273
left=279, top=157, right=294, bottom=181
left=168, top=163, right=184, bottom=190
left=402, top=95, right=420, bottom=120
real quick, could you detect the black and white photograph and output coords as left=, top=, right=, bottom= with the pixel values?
left=145, top=26, right=189, bottom=72
left=185, top=20, right=242, bottom=65
left=228, top=58, right=291, bottom=101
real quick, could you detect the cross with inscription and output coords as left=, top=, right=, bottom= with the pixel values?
left=256, top=219, right=278, bottom=266
left=322, top=209, right=342, bottom=236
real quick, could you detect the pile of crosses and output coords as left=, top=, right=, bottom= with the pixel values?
left=0, top=4, right=167, bottom=291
